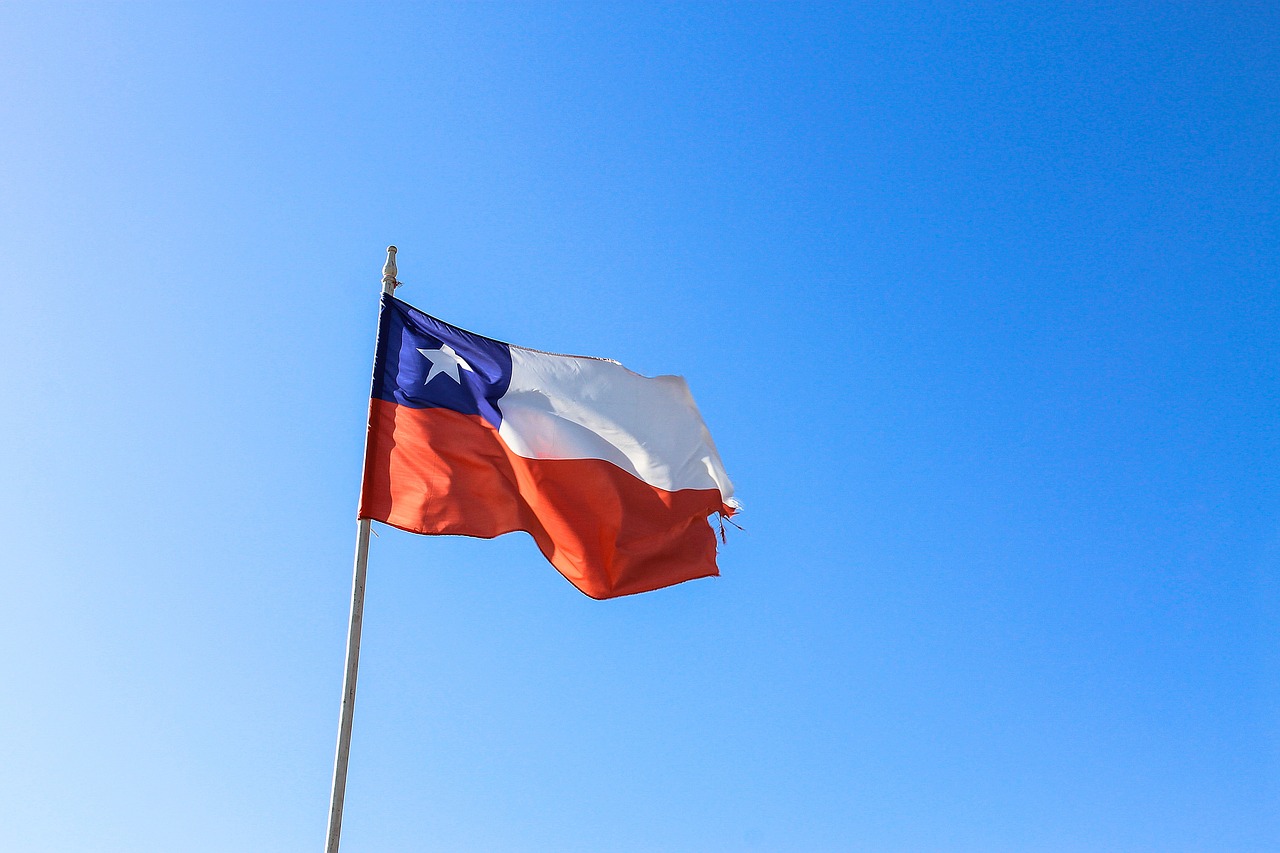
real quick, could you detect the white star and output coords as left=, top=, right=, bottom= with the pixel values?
left=417, top=343, right=475, bottom=385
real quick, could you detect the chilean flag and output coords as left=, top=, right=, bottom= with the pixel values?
left=358, top=294, right=738, bottom=599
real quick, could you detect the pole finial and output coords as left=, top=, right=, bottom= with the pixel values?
left=381, top=246, right=399, bottom=294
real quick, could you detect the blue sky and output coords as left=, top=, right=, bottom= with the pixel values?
left=1, top=3, right=1277, bottom=851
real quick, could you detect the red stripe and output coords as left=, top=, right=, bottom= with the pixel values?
left=359, top=398, right=722, bottom=599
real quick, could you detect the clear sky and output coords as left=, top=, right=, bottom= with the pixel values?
left=1, top=3, right=1277, bottom=851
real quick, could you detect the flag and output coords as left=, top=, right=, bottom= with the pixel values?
left=358, top=294, right=738, bottom=599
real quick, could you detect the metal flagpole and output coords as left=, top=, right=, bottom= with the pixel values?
left=324, top=246, right=399, bottom=853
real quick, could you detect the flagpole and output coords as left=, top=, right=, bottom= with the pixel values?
left=324, top=246, right=399, bottom=853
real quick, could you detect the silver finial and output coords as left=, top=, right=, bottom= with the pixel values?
left=381, top=246, right=399, bottom=294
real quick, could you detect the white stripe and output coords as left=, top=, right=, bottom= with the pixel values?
left=496, top=346, right=735, bottom=501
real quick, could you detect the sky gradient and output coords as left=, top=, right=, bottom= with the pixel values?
left=1, top=3, right=1277, bottom=851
